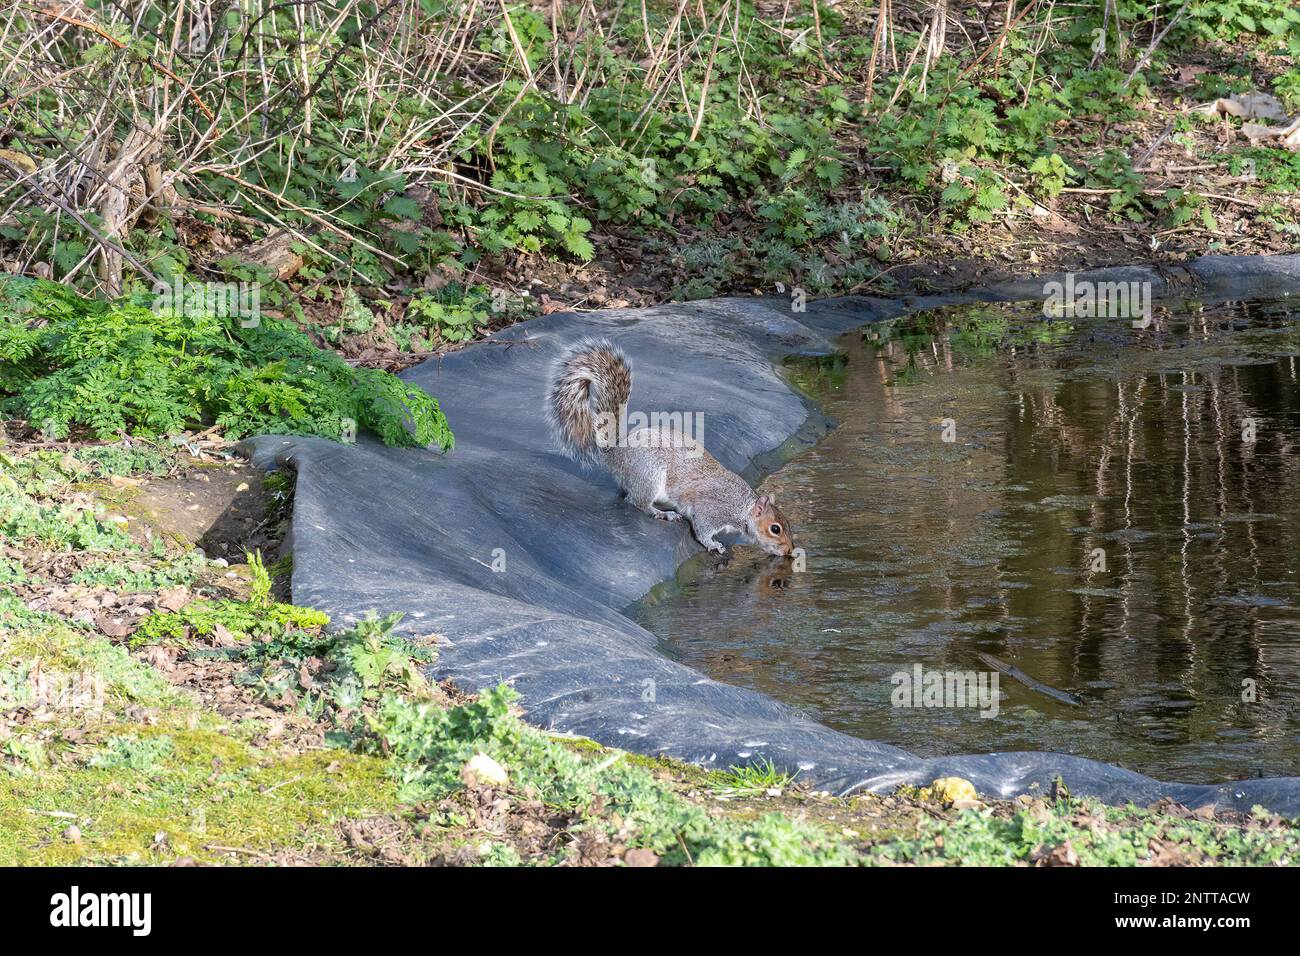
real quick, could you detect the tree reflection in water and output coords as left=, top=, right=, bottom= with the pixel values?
left=629, top=298, right=1300, bottom=782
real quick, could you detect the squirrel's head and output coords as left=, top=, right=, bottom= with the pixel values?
left=748, top=494, right=794, bottom=558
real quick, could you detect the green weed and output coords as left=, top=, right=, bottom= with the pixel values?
left=0, top=277, right=452, bottom=449
left=87, top=735, right=175, bottom=773
left=132, top=550, right=328, bottom=647
left=73, top=551, right=210, bottom=592
left=710, top=757, right=797, bottom=796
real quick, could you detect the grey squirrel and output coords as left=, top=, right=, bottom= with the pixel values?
left=548, top=339, right=795, bottom=557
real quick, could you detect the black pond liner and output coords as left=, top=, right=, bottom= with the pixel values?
left=247, top=254, right=1300, bottom=813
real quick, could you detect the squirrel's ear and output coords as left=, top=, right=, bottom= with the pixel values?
left=750, top=495, right=771, bottom=517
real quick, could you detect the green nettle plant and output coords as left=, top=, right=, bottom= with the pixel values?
left=0, top=276, right=453, bottom=449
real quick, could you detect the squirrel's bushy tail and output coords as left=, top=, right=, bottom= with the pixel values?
left=548, top=338, right=631, bottom=462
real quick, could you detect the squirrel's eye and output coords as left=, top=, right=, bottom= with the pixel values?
left=769, top=524, right=782, bottom=535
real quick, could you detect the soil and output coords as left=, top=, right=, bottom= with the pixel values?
left=125, top=461, right=275, bottom=559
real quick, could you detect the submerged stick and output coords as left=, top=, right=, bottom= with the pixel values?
left=977, top=652, right=1083, bottom=707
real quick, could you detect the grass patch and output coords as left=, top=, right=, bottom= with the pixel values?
left=871, top=799, right=1300, bottom=867
left=366, top=684, right=861, bottom=866
left=709, top=757, right=798, bottom=797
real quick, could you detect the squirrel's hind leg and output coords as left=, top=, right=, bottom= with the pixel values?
left=623, top=464, right=675, bottom=520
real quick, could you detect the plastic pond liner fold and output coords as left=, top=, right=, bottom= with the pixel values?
left=247, top=254, right=1300, bottom=813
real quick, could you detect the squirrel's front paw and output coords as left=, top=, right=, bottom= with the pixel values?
left=706, top=541, right=727, bottom=555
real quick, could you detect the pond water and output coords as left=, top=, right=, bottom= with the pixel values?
left=629, top=297, right=1300, bottom=783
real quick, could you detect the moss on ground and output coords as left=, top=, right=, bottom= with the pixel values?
left=0, top=610, right=401, bottom=865
left=1, top=725, right=398, bottom=865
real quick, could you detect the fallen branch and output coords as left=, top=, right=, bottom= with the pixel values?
left=977, top=653, right=1083, bottom=707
